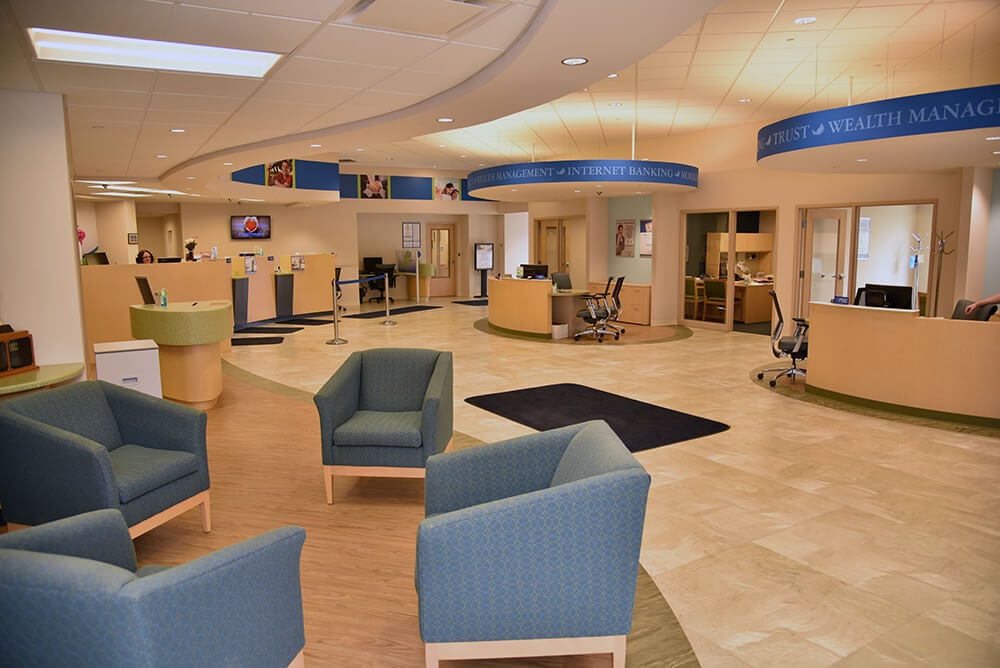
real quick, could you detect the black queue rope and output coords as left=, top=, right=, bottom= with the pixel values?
left=326, top=274, right=394, bottom=345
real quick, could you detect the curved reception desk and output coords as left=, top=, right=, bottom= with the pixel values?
left=806, top=302, right=1000, bottom=423
left=129, top=301, right=232, bottom=409
left=487, top=277, right=587, bottom=337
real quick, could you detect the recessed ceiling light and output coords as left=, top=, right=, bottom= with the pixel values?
left=437, top=117, right=454, bottom=123
left=438, top=144, right=447, bottom=148
left=156, top=154, right=168, bottom=159
left=561, top=57, right=588, bottom=66
left=794, top=16, right=817, bottom=25
left=992, top=150, right=1000, bottom=155
left=186, top=176, right=196, bottom=180
left=309, top=143, right=322, bottom=148
left=27, top=27, right=281, bottom=77
left=609, top=102, right=623, bottom=107
left=856, top=158, right=869, bottom=162
left=356, top=148, right=365, bottom=152
left=987, top=136, right=1000, bottom=141
left=169, top=128, right=185, bottom=133
left=607, top=73, right=619, bottom=79
left=223, top=162, right=234, bottom=166
left=738, top=97, right=752, bottom=103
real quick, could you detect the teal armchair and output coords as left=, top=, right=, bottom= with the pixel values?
left=0, top=380, right=210, bottom=537
left=313, top=348, right=453, bottom=503
left=415, top=420, right=651, bottom=668
left=0, top=509, right=307, bottom=667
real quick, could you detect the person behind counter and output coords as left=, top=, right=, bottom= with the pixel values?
left=136, top=249, right=154, bottom=264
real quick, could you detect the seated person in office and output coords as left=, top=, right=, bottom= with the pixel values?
left=965, top=292, right=1000, bottom=316
left=136, top=249, right=154, bottom=264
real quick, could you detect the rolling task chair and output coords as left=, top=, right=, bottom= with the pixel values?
left=604, top=276, right=627, bottom=336
left=574, top=277, right=619, bottom=342
left=757, top=290, right=808, bottom=386
left=369, top=263, right=396, bottom=303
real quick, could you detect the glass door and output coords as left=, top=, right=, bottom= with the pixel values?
left=800, top=208, right=851, bottom=316
left=428, top=224, right=455, bottom=296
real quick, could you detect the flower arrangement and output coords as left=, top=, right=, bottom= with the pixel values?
left=184, top=236, right=198, bottom=261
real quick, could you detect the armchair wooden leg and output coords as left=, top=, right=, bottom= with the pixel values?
left=200, top=494, right=212, bottom=533
left=324, top=467, right=334, bottom=504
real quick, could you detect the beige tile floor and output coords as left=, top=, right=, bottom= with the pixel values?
left=225, top=298, right=1000, bottom=668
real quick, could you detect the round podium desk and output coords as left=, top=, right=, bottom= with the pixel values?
left=129, top=301, right=231, bottom=409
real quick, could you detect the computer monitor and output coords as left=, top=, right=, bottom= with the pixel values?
left=83, top=251, right=109, bottom=265
left=520, top=263, right=548, bottom=279
left=551, top=272, right=572, bottom=290
left=135, top=276, right=156, bottom=305
left=157, top=256, right=182, bottom=263
left=362, top=256, right=382, bottom=274
left=861, top=283, right=913, bottom=309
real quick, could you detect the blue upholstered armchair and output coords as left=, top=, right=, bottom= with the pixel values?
left=0, top=509, right=306, bottom=667
left=415, top=420, right=651, bottom=668
left=313, top=348, right=453, bottom=503
left=0, top=380, right=211, bottom=538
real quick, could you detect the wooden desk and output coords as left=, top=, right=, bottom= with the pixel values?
left=735, top=283, right=773, bottom=324
left=129, top=301, right=232, bottom=409
left=807, top=302, right=1000, bottom=421
left=487, top=278, right=588, bottom=337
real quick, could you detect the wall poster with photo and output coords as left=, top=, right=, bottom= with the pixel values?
left=615, top=220, right=635, bottom=257
left=639, top=219, right=653, bottom=257
left=433, top=178, right=461, bottom=201
left=360, top=174, right=388, bottom=198
left=267, top=159, right=294, bottom=187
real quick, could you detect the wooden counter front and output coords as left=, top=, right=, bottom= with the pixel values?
left=807, top=302, right=1000, bottom=421
left=81, top=262, right=233, bottom=371
left=487, top=278, right=588, bottom=336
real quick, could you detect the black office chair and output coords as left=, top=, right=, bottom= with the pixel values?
left=573, top=277, right=619, bottom=342
left=604, top=275, right=627, bottom=336
left=369, top=264, right=395, bottom=303
left=756, top=290, right=808, bottom=386
left=951, top=299, right=997, bottom=321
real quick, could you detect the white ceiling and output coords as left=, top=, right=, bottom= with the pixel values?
left=1, top=0, right=998, bottom=204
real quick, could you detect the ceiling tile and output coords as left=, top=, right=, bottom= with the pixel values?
left=454, top=3, right=541, bottom=49
left=149, top=92, right=243, bottom=114
left=183, top=0, right=349, bottom=22
left=153, top=72, right=262, bottom=97
left=253, top=80, right=359, bottom=106
left=350, top=0, right=487, bottom=37
left=34, top=62, right=155, bottom=93
left=372, top=69, right=460, bottom=96
left=296, top=24, right=444, bottom=66
left=407, top=43, right=503, bottom=77
left=703, top=12, right=777, bottom=33
left=272, top=56, right=392, bottom=89
left=161, top=4, right=318, bottom=53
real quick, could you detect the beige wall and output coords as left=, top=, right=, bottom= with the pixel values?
left=0, top=90, right=85, bottom=366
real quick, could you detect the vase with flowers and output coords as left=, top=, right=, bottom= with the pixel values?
left=184, top=236, right=198, bottom=261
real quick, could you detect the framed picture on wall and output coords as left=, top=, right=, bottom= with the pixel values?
left=615, top=220, right=635, bottom=257
left=127, top=232, right=139, bottom=245
left=639, top=219, right=653, bottom=257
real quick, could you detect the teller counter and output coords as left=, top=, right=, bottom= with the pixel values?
left=806, top=302, right=1000, bottom=422
left=487, top=277, right=588, bottom=337
left=81, top=261, right=233, bottom=371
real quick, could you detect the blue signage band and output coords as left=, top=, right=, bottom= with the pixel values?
left=467, top=159, right=699, bottom=193
left=757, top=84, right=1000, bottom=161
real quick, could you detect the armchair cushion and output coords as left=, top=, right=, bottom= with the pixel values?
left=109, top=445, right=201, bottom=503
left=335, top=410, right=423, bottom=448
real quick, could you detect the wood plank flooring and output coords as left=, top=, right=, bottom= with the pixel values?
left=132, top=366, right=698, bottom=667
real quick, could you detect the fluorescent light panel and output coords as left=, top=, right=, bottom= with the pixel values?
left=28, top=27, right=281, bottom=78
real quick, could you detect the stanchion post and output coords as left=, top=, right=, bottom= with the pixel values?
left=381, top=272, right=396, bottom=326
left=326, top=277, right=348, bottom=345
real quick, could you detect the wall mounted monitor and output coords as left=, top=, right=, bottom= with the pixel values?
left=231, top=215, right=271, bottom=239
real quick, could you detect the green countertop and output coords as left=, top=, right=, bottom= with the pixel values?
left=0, top=363, right=84, bottom=396
left=129, top=301, right=232, bottom=346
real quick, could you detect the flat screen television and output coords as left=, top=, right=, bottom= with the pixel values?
left=231, top=215, right=271, bottom=240
left=474, top=243, right=494, bottom=270
left=520, top=263, right=548, bottom=279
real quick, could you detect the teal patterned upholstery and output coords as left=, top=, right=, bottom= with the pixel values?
left=0, top=509, right=306, bottom=668
left=314, top=348, right=453, bottom=470
left=416, top=420, right=651, bottom=647
left=0, top=380, right=209, bottom=530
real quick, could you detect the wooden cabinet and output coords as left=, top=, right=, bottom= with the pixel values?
left=588, top=282, right=650, bottom=325
left=705, top=233, right=772, bottom=278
